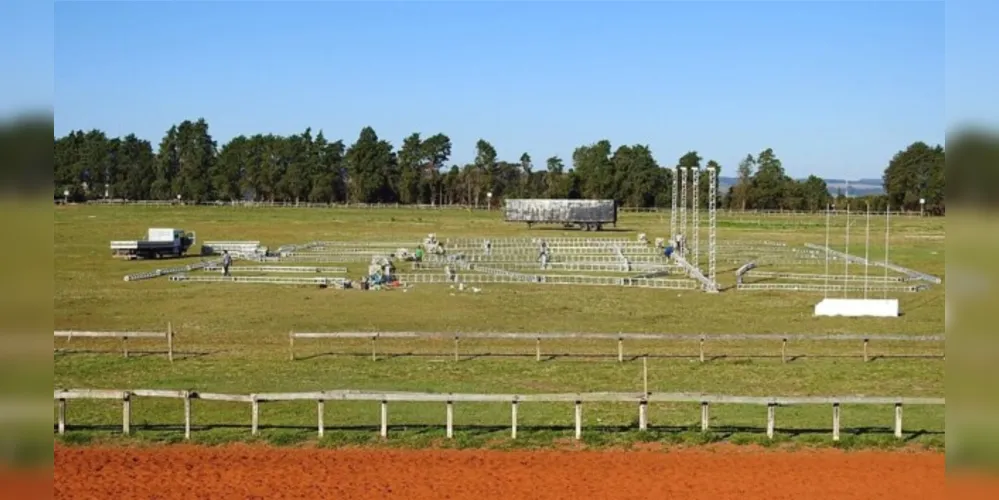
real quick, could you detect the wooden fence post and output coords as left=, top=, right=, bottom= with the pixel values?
left=643, top=356, right=649, bottom=396
left=446, top=401, right=454, bottom=439
left=781, top=338, right=787, bottom=364
left=58, top=398, right=66, bottom=435
left=766, top=403, right=776, bottom=439
left=535, top=337, right=541, bottom=362
left=371, top=336, right=378, bottom=362
left=317, top=400, right=325, bottom=438
left=863, top=339, right=869, bottom=362
left=288, top=331, right=295, bottom=361
left=380, top=400, right=388, bottom=438
left=251, top=395, right=259, bottom=436
left=701, top=402, right=710, bottom=432
left=511, top=400, right=519, bottom=439
left=183, top=392, right=191, bottom=440
left=453, top=336, right=459, bottom=362
left=618, top=337, right=624, bottom=363
left=639, top=400, right=648, bottom=431
left=832, top=403, right=841, bottom=441
left=122, top=392, right=131, bottom=435
left=894, top=403, right=903, bottom=439
left=699, top=338, right=705, bottom=363
left=574, top=400, right=582, bottom=440
left=167, top=322, right=174, bottom=363
left=122, top=336, right=129, bottom=358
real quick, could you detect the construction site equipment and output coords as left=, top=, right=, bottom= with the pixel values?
left=111, top=228, right=196, bottom=260
left=503, top=199, right=617, bottom=231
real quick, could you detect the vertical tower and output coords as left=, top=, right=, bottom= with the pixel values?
left=707, top=166, right=717, bottom=287
left=692, top=167, right=701, bottom=270
left=679, top=167, right=688, bottom=258
left=670, top=167, right=678, bottom=241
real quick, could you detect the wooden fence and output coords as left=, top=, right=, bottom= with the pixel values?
left=288, top=332, right=945, bottom=363
left=54, top=325, right=175, bottom=361
left=52, top=388, right=944, bottom=442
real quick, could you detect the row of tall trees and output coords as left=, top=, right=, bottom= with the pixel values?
left=53, top=119, right=944, bottom=212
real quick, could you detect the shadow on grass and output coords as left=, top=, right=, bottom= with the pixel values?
left=54, top=349, right=216, bottom=360
left=55, top=422, right=944, bottom=439
left=293, top=351, right=944, bottom=363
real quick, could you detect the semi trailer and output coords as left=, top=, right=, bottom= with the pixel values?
left=503, top=199, right=618, bottom=231
left=110, top=228, right=196, bottom=260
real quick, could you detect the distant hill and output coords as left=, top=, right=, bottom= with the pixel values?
left=717, top=177, right=884, bottom=197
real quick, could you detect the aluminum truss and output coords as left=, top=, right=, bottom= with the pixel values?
left=424, top=254, right=670, bottom=265
left=679, top=167, right=688, bottom=256
left=745, top=270, right=908, bottom=283
left=803, top=243, right=942, bottom=285
left=200, top=265, right=348, bottom=274
left=279, top=254, right=376, bottom=263
left=445, top=237, right=636, bottom=247
left=670, top=167, right=679, bottom=240
left=394, top=273, right=699, bottom=290
left=692, top=166, right=700, bottom=271
left=736, top=282, right=926, bottom=293
left=170, top=275, right=346, bottom=286
left=707, top=166, right=717, bottom=287
left=674, top=256, right=719, bottom=293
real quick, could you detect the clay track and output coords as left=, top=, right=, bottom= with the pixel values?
left=55, top=444, right=945, bottom=500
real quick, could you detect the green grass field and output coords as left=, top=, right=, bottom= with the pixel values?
left=54, top=205, right=945, bottom=450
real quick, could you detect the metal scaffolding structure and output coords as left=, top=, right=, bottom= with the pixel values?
left=692, top=167, right=700, bottom=270
left=707, top=166, right=717, bottom=286
left=736, top=282, right=925, bottom=293
left=424, top=254, right=670, bottom=265
left=670, top=166, right=679, bottom=241
left=745, top=270, right=907, bottom=283
left=679, top=167, right=688, bottom=257
left=170, top=275, right=347, bottom=286
left=200, top=265, right=348, bottom=274
left=394, top=273, right=699, bottom=290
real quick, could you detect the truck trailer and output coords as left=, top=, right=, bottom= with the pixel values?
left=110, top=228, right=197, bottom=260
left=503, top=199, right=618, bottom=231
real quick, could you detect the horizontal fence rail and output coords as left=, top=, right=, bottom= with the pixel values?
left=52, top=388, right=944, bottom=442
left=288, top=332, right=945, bottom=363
left=77, top=199, right=931, bottom=217
left=55, top=325, right=175, bottom=362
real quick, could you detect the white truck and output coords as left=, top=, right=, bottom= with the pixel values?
left=110, top=228, right=197, bottom=260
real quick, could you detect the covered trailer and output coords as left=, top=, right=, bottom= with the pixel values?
left=503, top=199, right=618, bottom=231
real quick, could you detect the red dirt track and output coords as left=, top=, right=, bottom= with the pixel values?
left=55, top=444, right=945, bottom=499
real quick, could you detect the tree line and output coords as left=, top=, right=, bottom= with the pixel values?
left=53, top=118, right=945, bottom=213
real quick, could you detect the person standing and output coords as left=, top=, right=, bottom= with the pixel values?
left=221, top=250, right=232, bottom=276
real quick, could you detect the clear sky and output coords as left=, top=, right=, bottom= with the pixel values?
left=47, top=0, right=958, bottom=179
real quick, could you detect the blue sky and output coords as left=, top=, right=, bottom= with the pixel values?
left=38, top=0, right=967, bottom=179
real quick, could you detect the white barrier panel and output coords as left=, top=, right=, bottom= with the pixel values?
left=814, top=298, right=899, bottom=318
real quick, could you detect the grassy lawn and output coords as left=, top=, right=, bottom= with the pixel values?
left=53, top=205, right=945, bottom=450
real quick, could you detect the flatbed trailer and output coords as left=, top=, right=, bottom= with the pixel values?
left=111, top=228, right=196, bottom=260
left=503, top=199, right=618, bottom=231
